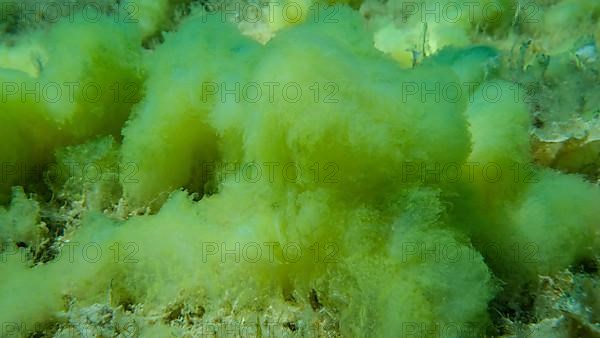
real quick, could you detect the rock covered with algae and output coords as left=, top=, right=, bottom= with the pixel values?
left=0, top=0, right=599, bottom=337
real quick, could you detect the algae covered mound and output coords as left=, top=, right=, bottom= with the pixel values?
left=0, top=0, right=599, bottom=337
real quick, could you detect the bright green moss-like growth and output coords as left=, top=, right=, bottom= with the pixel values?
left=0, top=12, right=143, bottom=202
left=0, top=1, right=599, bottom=337
left=120, top=13, right=260, bottom=207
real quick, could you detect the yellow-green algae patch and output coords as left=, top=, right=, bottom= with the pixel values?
left=0, top=12, right=143, bottom=203
left=0, top=1, right=599, bottom=337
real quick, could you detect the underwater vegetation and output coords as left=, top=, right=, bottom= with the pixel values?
left=0, top=0, right=599, bottom=337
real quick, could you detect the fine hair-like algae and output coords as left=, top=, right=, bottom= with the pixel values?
left=0, top=1, right=599, bottom=337
left=0, top=12, right=143, bottom=203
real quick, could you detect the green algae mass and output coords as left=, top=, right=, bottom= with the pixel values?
left=0, top=0, right=599, bottom=337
